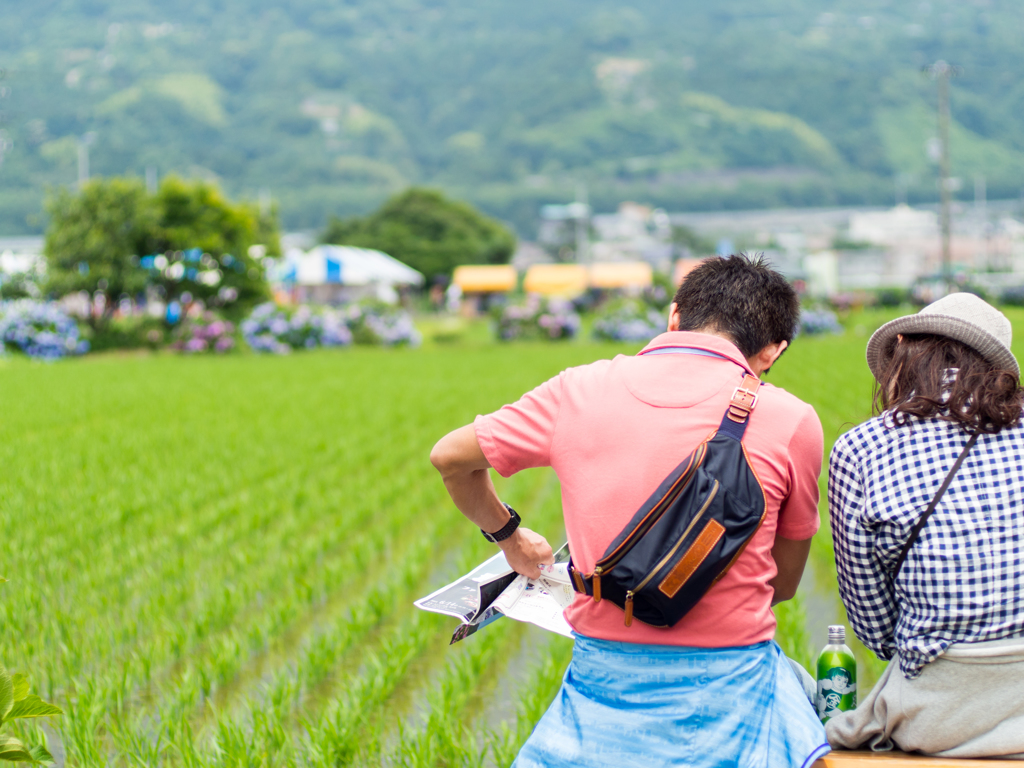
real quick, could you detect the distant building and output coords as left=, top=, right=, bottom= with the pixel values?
left=848, top=205, right=937, bottom=244
left=844, top=205, right=1023, bottom=287
left=804, top=251, right=839, bottom=298
left=510, top=242, right=552, bottom=271
left=590, top=202, right=672, bottom=270
left=0, top=237, right=45, bottom=277
left=670, top=203, right=1024, bottom=294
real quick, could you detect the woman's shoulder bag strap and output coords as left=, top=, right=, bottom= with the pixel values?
left=891, top=432, right=979, bottom=580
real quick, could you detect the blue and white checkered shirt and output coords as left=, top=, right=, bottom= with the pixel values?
left=829, top=402, right=1024, bottom=678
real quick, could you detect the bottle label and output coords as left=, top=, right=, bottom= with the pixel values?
left=816, top=666, right=857, bottom=722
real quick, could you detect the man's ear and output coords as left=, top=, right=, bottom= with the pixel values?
left=668, top=302, right=680, bottom=332
left=752, top=340, right=789, bottom=376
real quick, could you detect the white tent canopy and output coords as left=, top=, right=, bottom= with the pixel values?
left=280, top=245, right=424, bottom=287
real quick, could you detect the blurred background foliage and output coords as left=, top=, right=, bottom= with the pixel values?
left=321, top=188, right=516, bottom=279
left=2, top=0, right=1024, bottom=234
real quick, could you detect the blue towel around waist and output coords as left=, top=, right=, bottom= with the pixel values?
left=514, top=635, right=829, bottom=768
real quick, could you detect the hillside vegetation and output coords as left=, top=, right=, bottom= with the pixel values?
left=2, top=0, right=1023, bottom=234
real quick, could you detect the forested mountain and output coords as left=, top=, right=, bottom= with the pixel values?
left=2, top=0, right=1023, bottom=234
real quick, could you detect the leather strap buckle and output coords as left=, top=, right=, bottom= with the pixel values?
left=726, top=375, right=761, bottom=423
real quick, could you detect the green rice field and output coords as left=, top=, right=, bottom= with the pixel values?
left=3, top=307, right=1024, bottom=766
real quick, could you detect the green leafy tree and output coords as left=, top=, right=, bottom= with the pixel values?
left=146, top=177, right=276, bottom=314
left=43, top=178, right=157, bottom=324
left=153, top=177, right=280, bottom=259
left=44, top=177, right=277, bottom=324
left=0, top=664, right=62, bottom=764
left=321, top=188, right=516, bottom=279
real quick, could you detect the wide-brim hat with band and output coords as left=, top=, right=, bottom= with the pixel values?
left=866, top=292, right=1019, bottom=381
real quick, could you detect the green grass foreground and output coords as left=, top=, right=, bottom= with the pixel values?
left=2, top=307, right=1023, bottom=766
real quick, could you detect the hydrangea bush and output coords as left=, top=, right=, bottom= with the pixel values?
left=241, top=303, right=294, bottom=354
left=171, top=313, right=237, bottom=354
left=799, top=308, right=843, bottom=336
left=347, top=302, right=421, bottom=346
left=592, top=298, right=665, bottom=342
left=496, top=295, right=580, bottom=341
left=241, top=301, right=417, bottom=354
left=0, top=300, right=89, bottom=359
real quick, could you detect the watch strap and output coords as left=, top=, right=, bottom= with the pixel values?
left=482, top=503, right=521, bottom=543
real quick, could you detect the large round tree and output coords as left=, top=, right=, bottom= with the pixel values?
left=44, top=176, right=278, bottom=324
left=321, top=188, right=516, bottom=280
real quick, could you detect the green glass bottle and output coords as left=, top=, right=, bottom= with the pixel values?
left=816, top=624, right=857, bottom=723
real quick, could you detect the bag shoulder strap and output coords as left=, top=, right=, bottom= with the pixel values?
left=892, top=432, right=979, bottom=580
left=717, top=374, right=762, bottom=441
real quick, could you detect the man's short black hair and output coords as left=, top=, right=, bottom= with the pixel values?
left=672, top=254, right=799, bottom=358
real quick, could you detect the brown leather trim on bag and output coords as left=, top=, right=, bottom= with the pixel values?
left=658, top=518, right=725, bottom=598
left=571, top=565, right=586, bottom=594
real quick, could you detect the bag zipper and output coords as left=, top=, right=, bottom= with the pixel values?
left=623, top=480, right=720, bottom=627
left=590, top=442, right=706, bottom=602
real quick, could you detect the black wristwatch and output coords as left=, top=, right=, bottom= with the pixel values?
left=481, top=503, right=521, bottom=543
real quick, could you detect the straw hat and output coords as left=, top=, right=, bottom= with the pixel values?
left=866, top=292, right=1019, bottom=381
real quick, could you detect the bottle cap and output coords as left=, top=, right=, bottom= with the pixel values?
left=828, top=625, right=846, bottom=643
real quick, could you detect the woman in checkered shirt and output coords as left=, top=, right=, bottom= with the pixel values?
left=826, top=293, right=1024, bottom=759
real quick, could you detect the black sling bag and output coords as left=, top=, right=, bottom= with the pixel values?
left=569, top=370, right=768, bottom=628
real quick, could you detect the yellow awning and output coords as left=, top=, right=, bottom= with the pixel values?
left=452, top=265, right=518, bottom=293
left=589, top=261, right=653, bottom=289
left=523, top=264, right=589, bottom=296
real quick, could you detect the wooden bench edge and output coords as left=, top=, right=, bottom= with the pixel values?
left=815, top=751, right=1024, bottom=766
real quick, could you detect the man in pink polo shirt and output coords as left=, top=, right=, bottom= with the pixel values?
left=431, top=256, right=828, bottom=767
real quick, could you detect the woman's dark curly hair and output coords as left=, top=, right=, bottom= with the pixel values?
left=873, top=333, right=1024, bottom=434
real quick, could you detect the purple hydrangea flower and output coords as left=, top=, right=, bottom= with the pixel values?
left=497, top=294, right=580, bottom=342
left=0, top=300, right=89, bottom=359
left=592, top=299, right=664, bottom=342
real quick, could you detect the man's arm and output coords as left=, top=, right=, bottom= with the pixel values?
left=430, top=424, right=553, bottom=579
left=829, top=439, right=898, bottom=660
left=769, top=535, right=813, bottom=605
left=769, top=404, right=823, bottom=605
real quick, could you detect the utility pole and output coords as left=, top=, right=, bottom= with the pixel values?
left=895, top=172, right=909, bottom=207
left=924, top=61, right=959, bottom=288
left=975, top=174, right=987, bottom=270
left=77, top=131, right=97, bottom=188
left=0, top=69, right=9, bottom=172
left=569, top=182, right=590, bottom=265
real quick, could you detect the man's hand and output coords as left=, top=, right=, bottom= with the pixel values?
left=498, top=527, right=553, bottom=579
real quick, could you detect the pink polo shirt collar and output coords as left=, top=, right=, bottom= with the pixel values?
left=638, top=331, right=756, bottom=376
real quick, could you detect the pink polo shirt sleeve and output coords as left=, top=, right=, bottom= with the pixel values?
left=775, top=404, right=824, bottom=540
left=474, top=373, right=563, bottom=477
